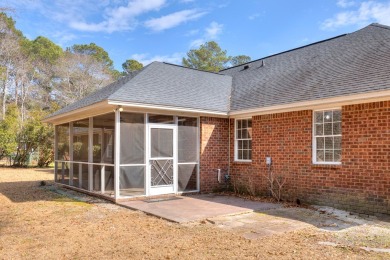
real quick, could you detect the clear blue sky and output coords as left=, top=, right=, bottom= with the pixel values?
left=5, top=0, right=390, bottom=71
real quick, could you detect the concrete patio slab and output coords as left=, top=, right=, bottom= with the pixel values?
left=117, top=194, right=282, bottom=223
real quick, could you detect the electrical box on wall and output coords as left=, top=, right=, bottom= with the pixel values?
left=266, top=157, right=272, bottom=165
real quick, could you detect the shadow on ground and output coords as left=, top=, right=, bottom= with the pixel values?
left=0, top=181, right=59, bottom=203
left=33, top=168, right=54, bottom=174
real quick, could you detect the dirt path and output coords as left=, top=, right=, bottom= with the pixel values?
left=0, top=168, right=389, bottom=259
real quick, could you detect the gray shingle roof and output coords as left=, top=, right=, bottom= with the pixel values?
left=47, top=62, right=232, bottom=119
left=109, top=62, right=232, bottom=113
left=47, top=23, right=390, bottom=120
left=221, top=23, right=390, bottom=111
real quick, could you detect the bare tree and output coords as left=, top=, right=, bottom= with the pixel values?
left=53, top=52, right=113, bottom=106
left=0, top=15, right=20, bottom=120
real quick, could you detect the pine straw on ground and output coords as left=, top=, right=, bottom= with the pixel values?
left=0, top=168, right=386, bottom=259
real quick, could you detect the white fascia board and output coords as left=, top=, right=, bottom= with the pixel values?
left=42, top=101, right=112, bottom=125
left=108, top=100, right=229, bottom=117
left=229, top=90, right=390, bottom=118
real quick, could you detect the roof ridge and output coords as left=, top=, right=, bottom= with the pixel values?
left=220, top=33, right=347, bottom=72
left=370, top=23, right=390, bottom=31
left=107, top=62, right=152, bottom=100
left=162, top=61, right=230, bottom=76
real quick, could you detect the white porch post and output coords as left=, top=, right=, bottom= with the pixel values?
left=100, top=128, right=105, bottom=194
left=145, top=113, right=150, bottom=196
left=173, top=116, right=178, bottom=194
left=114, top=109, right=120, bottom=199
left=88, top=117, right=93, bottom=191
left=101, top=165, right=105, bottom=194
left=69, top=122, right=74, bottom=186
left=54, top=125, right=58, bottom=182
left=197, top=117, right=200, bottom=191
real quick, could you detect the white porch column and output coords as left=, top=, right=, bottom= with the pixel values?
left=100, top=128, right=105, bottom=194
left=114, top=109, right=121, bottom=199
left=54, top=125, right=58, bottom=182
left=88, top=117, right=93, bottom=191
left=69, top=122, right=74, bottom=186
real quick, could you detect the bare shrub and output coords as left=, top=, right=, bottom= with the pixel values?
left=230, top=173, right=258, bottom=197
left=245, top=176, right=257, bottom=197
left=262, top=169, right=287, bottom=202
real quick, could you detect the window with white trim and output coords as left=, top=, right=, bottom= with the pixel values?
left=235, top=118, right=252, bottom=161
left=313, top=109, right=342, bottom=163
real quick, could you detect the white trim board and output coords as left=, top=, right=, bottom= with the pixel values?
left=44, top=90, right=390, bottom=125
left=229, top=90, right=390, bottom=118
left=108, top=100, right=229, bottom=117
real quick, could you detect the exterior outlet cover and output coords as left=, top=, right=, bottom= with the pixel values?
left=266, top=157, right=272, bottom=165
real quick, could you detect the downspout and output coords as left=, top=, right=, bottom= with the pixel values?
left=228, top=117, right=230, bottom=176
left=227, top=80, right=232, bottom=178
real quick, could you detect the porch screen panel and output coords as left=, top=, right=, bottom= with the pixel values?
left=178, top=117, right=198, bottom=162
left=120, top=113, right=145, bottom=164
left=93, top=113, right=115, bottom=164
left=56, top=124, right=69, bottom=161
left=55, top=162, right=61, bottom=182
left=178, top=164, right=197, bottom=191
left=104, top=166, right=115, bottom=195
left=71, top=162, right=80, bottom=188
left=80, top=163, right=89, bottom=190
left=151, top=128, right=173, bottom=158
left=92, top=165, right=102, bottom=191
left=72, top=119, right=89, bottom=162
left=178, top=117, right=199, bottom=192
left=119, top=166, right=145, bottom=196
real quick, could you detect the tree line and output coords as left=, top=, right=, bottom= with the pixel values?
left=0, top=11, right=251, bottom=167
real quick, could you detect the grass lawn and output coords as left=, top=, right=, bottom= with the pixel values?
left=0, top=168, right=389, bottom=259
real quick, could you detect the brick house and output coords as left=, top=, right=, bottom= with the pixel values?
left=44, top=23, right=390, bottom=216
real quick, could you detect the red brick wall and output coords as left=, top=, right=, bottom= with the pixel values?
left=199, top=117, right=229, bottom=192
left=226, top=101, right=390, bottom=216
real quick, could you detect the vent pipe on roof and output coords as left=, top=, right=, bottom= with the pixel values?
left=260, top=60, right=265, bottom=67
left=243, top=65, right=250, bottom=70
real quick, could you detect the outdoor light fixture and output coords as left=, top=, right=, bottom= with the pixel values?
left=114, top=106, right=124, bottom=112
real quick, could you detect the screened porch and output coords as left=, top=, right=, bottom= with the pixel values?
left=54, top=110, right=199, bottom=200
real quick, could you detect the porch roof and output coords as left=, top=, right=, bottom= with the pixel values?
left=46, top=62, right=232, bottom=121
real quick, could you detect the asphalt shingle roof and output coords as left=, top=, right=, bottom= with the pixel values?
left=48, top=62, right=232, bottom=119
left=221, top=23, right=390, bottom=111
left=109, top=62, right=232, bottom=113
left=47, top=23, right=390, bottom=120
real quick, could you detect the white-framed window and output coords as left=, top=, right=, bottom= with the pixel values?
left=313, top=109, right=342, bottom=164
left=235, top=118, right=252, bottom=161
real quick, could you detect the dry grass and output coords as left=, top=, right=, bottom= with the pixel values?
left=0, top=168, right=388, bottom=259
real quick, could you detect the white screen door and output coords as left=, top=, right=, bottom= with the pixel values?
left=149, top=125, right=176, bottom=195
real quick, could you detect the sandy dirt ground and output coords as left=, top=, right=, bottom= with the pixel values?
left=1, top=168, right=390, bottom=259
